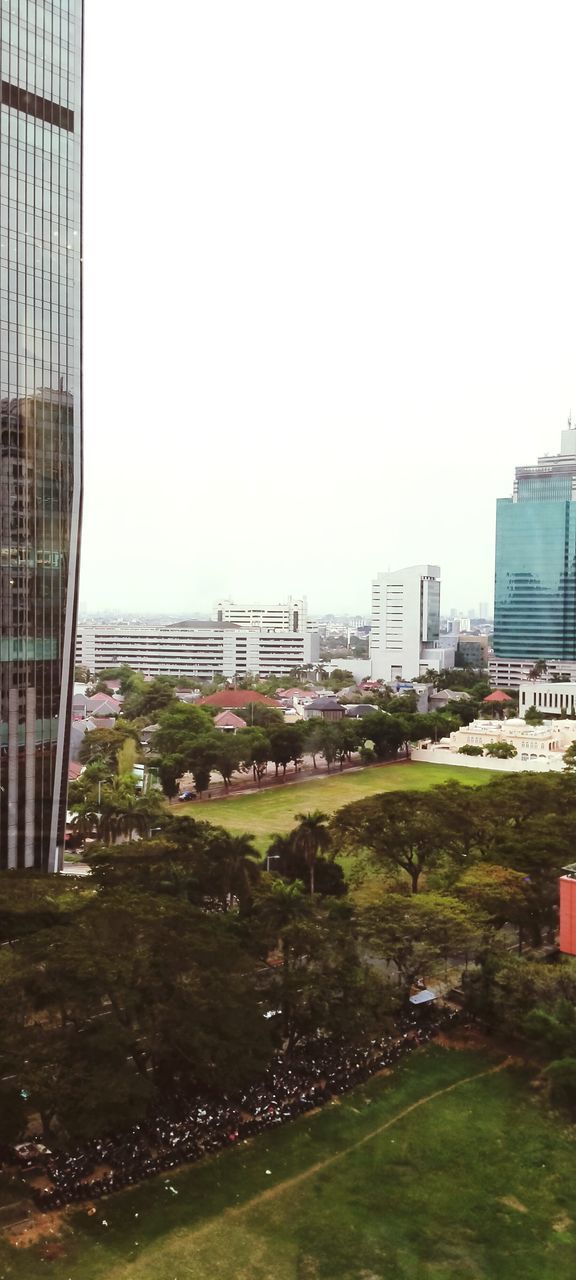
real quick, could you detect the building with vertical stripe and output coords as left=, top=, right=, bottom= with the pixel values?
left=0, top=1, right=83, bottom=871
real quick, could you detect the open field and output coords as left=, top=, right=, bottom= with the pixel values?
left=172, top=762, right=493, bottom=848
left=3, top=1046, right=576, bottom=1279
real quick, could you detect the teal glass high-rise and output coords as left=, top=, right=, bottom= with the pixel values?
left=0, top=2, right=83, bottom=871
left=494, top=426, right=576, bottom=663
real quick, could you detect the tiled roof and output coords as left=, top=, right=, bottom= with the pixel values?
left=198, top=690, right=279, bottom=708
left=214, top=710, right=247, bottom=729
left=483, top=689, right=513, bottom=703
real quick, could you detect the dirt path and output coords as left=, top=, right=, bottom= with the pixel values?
left=209, top=1057, right=515, bottom=1222
left=107, top=1054, right=513, bottom=1273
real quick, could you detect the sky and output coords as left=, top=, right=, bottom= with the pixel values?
left=81, top=0, right=576, bottom=618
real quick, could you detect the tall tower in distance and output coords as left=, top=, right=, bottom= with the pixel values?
left=1, top=2, right=83, bottom=872
left=493, top=423, right=576, bottom=669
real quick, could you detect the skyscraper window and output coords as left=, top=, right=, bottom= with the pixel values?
left=0, top=0, right=83, bottom=872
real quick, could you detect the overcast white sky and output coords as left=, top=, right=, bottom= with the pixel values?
left=81, top=0, right=576, bottom=617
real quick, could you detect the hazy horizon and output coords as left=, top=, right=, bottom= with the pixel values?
left=81, top=0, right=576, bottom=617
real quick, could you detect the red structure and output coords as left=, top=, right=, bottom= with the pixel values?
left=559, top=870, right=576, bottom=956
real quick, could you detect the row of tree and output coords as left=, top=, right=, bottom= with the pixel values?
left=5, top=769, right=576, bottom=1140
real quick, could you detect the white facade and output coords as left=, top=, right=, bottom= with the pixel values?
left=370, top=564, right=453, bottom=681
left=449, top=717, right=574, bottom=757
left=214, top=597, right=308, bottom=632
left=489, top=657, right=576, bottom=689
left=519, top=680, right=576, bottom=717
left=76, top=625, right=319, bottom=680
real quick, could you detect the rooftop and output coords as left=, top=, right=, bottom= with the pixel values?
left=198, top=690, right=279, bottom=709
left=214, top=710, right=248, bottom=729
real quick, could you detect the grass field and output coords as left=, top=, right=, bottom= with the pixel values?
left=173, top=762, right=492, bottom=848
left=3, top=1046, right=576, bottom=1280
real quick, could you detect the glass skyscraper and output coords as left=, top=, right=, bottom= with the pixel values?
left=494, top=426, right=576, bottom=663
left=1, top=1, right=82, bottom=872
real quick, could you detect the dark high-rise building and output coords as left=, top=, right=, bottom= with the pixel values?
left=494, top=425, right=576, bottom=664
left=1, top=2, right=83, bottom=871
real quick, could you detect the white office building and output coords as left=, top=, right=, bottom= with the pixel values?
left=76, top=623, right=319, bottom=681
left=370, top=564, right=454, bottom=681
left=519, top=680, right=576, bottom=717
left=214, top=597, right=308, bottom=632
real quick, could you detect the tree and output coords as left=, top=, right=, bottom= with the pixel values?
left=334, top=720, right=362, bottom=769
left=332, top=790, right=451, bottom=893
left=236, top=728, right=271, bottom=785
left=235, top=703, right=283, bottom=730
left=484, top=741, right=517, bottom=759
left=458, top=744, right=484, bottom=756
left=357, top=713, right=405, bottom=760
left=117, top=736, right=138, bottom=781
left=524, top=705, right=545, bottom=725
left=563, top=742, right=576, bottom=770
left=314, top=721, right=340, bottom=771
left=158, top=754, right=185, bottom=802
left=252, top=883, right=393, bottom=1049
left=361, top=892, right=485, bottom=996
left=528, top=659, right=547, bottom=680
left=268, top=724, right=304, bottom=778
left=187, top=733, right=219, bottom=797
left=292, top=811, right=332, bottom=896
left=455, top=863, right=533, bottom=950
left=153, top=702, right=214, bottom=756
left=212, top=734, right=243, bottom=790
left=78, top=724, right=138, bottom=771
left=216, top=832, right=262, bottom=911
left=545, top=1059, right=576, bottom=1112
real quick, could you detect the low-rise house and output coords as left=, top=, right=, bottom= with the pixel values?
left=197, top=690, right=279, bottom=711
left=302, top=697, right=345, bottom=722
left=213, top=711, right=247, bottom=733
left=344, top=704, right=379, bottom=718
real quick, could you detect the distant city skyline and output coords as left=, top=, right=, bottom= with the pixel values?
left=80, top=2, right=576, bottom=626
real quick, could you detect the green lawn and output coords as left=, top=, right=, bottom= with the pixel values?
left=4, top=1046, right=576, bottom=1279
left=173, top=762, right=492, bottom=849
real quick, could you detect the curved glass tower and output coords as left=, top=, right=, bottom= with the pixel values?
left=0, top=1, right=83, bottom=872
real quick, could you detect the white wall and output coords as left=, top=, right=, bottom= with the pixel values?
left=410, top=745, right=565, bottom=773
left=325, top=658, right=371, bottom=680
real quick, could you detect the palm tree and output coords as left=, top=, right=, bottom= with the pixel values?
left=218, top=832, right=261, bottom=911
left=293, top=810, right=332, bottom=896
left=264, top=833, right=293, bottom=876
left=69, top=804, right=99, bottom=845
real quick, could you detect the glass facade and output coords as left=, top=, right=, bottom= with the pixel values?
left=494, top=495, right=576, bottom=661
left=0, top=1, right=82, bottom=871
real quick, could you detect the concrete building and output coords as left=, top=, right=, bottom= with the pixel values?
left=519, top=680, right=576, bottom=718
left=370, top=565, right=454, bottom=681
left=214, top=597, right=308, bottom=632
left=449, top=717, right=576, bottom=759
left=559, top=865, right=576, bottom=956
left=456, top=633, right=489, bottom=668
left=76, top=623, right=319, bottom=681
left=489, top=656, right=576, bottom=689
left=493, top=424, right=576, bottom=678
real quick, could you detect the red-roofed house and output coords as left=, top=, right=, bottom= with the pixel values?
left=214, top=710, right=247, bottom=733
left=198, top=690, right=279, bottom=710
left=483, top=689, right=514, bottom=719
